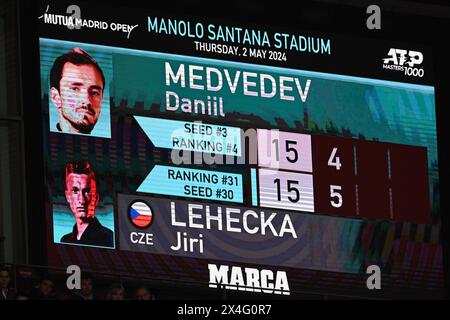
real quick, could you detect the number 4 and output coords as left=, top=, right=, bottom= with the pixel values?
left=328, top=147, right=342, bottom=170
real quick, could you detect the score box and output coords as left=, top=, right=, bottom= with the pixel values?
left=258, top=168, right=314, bottom=212
left=257, top=129, right=312, bottom=172
left=134, top=116, right=242, bottom=156
left=137, top=165, right=244, bottom=203
left=312, top=135, right=357, bottom=217
left=355, top=140, right=391, bottom=220
left=390, top=144, right=430, bottom=224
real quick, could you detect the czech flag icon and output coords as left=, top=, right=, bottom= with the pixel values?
left=129, top=201, right=153, bottom=228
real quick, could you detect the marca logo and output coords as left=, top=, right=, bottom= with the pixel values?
left=208, top=264, right=290, bottom=295
left=382, top=48, right=424, bottom=78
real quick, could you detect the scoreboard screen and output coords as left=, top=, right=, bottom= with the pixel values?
left=32, top=0, right=444, bottom=297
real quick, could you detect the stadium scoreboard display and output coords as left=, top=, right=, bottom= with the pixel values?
left=30, top=0, right=445, bottom=297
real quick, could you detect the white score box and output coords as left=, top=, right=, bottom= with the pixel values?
left=258, top=168, right=315, bottom=212
left=257, top=129, right=312, bottom=173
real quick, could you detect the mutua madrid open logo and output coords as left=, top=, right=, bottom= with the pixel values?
left=382, top=48, right=424, bottom=78
left=128, top=201, right=153, bottom=228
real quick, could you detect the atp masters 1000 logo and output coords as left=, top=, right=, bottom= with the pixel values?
left=382, top=48, right=424, bottom=78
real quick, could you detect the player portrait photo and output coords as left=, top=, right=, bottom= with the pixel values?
left=43, top=41, right=112, bottom=138
left=53, top=160, right=115, bottom=249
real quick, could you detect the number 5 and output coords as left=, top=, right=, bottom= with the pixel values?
left=330, top=185, right=343, bottom=208
left=285, top=140, right=299, bottom=163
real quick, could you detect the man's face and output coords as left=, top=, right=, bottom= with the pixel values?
left=81, top=278, right=93, bottom=296
left=52, top=62, right=104, bottom=134
left=0, top=271, right=10, bottom=289
left=135, top=287, right=151, bottom=300
left=65, top=173, right=98, bottom=220
left=39, top=280, right=54, bottom=297
left=111, top=288, right=125, bottom=300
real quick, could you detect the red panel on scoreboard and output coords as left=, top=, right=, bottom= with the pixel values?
left=312, top=135, right=357, bottom=217
left=356, top=140, right=391, bottom=220
left=390, top=144, right=430, bottom=224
